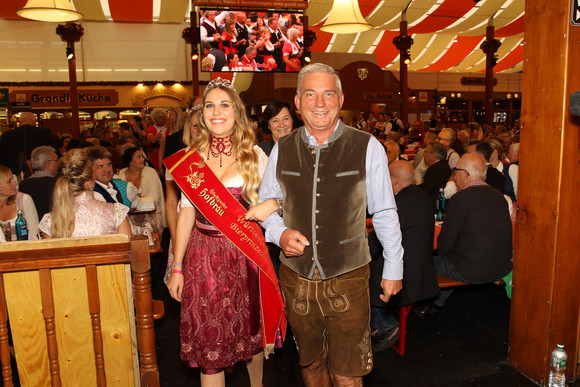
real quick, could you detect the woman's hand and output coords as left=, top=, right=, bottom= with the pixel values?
left=167, top=271, right=184, bottom=302
left=245, top=199, right=280, bottom=222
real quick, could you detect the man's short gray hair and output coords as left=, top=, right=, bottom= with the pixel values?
left=87, top=146, right=112, bottom=163
left=440, top=127, right=456, bottom=145
left=296, top=63, right=342, bottom=97
left=429, top=142, right=447, bottom=161
left=30, top=146, right=56, bottom=171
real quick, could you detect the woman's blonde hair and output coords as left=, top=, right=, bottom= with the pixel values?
left=0, top=165, right=16, bottom=206
left=486, top=137, right=505, bottom=160
left=51, top=149, right=93, bottom=238
left=195, top=80, right=260, bottom=205
left=167, top=106, right=185, bottom=134
left=183, top=105, right=202, bottom=147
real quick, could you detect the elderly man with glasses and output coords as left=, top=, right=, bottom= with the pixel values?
left=422, top=153, right=513, bottom=313
left=436, top=128, right=460, bottom=169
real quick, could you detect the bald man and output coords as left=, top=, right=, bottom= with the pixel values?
left=0, top=112, right=55, bottom=174
left=368, top=161, right=439, bottom=350
left=432, top=154, right=513, bottom=307
left=390, top=160, right=438, bottom=303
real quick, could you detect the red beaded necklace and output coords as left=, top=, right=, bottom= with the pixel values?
left=207, top=134, right=234, bottom=167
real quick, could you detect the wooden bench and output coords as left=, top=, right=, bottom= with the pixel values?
left=393, top=275, right=468, bottom=355
left=436, top=274, right=469, bottom=288
left=0, top=234, right=160, bottom=386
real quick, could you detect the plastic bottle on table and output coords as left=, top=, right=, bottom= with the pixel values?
left=548, top=343, right=567, bottom=387
left=15, top=210, right=28, bottom=241
left=435, top=188, right=446, bottom=221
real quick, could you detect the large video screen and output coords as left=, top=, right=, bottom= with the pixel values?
left=199, top=9, right=305, bottom=73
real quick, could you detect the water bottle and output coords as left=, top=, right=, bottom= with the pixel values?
left=548, top=343, right=567, bottom=387
left=15, top=210, right=28, bottom=241
left=435, top=188, right=446, bottom=221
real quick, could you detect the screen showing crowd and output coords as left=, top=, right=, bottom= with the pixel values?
left=199, top=10, right=305, bottom=73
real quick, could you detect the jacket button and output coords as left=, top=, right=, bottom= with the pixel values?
left=311, top=150, right=316, bottom=155
left=311, top=257, right=315, bottom=261
left=316, top=193, right=321, bottom=197
left=316, top=178, right=321, bottom=182
left=315, top=240, right=319, bottom=245
left=315, top=225, right=319, bottom=229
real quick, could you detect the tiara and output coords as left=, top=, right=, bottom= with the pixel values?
left=187, top=103, right=202, bottom=115
left=204, top=77, right=236, bottom=96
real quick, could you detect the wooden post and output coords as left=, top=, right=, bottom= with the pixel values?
left=399, top=20, right=409, bottom=126
left=56, top=23, right=83, bottom=139
left=480, top=25, right=500, bottom=125
left=67, top=41, right=80, bottom=138
left=393, top=20, right=413, bottom=127
left=188, top=10, right=199, bottom=97
left=508, top=0, right=580, bottom=384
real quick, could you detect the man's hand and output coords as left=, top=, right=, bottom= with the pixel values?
left=379, top=279, right=402, bottom=303
left=280, top=229, right=310, bottom=257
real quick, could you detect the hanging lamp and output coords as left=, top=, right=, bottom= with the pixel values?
left=320, top=0, right=372, bottom=34
left=17, top=0, right=83, bottom=22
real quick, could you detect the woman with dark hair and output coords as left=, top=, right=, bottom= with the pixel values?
left=0, top=164, right=39, bottom=240
left=118, top=146, right=166, bottom=234
left=58, top=134, right=72, bottom=156
left=222, top=51, right=243, bottom=71
left=257, top=99, right=298, bottom=156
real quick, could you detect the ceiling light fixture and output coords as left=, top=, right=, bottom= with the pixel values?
left=17, top=0, right=83, bottom=22
left=320, top=0, right=373, bottom=34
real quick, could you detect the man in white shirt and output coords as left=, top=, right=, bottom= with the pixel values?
left=392, top=112, right=404, bottom=131
left=268, top=17, right=285, bottom=69
left=436, top=128, right=460, bottom=169
left=200, top=11, right=227, bottom=49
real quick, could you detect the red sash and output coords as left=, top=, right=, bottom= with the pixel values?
left=164, top=148, right=286, bottom=355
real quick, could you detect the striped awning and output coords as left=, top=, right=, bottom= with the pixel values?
left=0, top=0, right=524, bottom=73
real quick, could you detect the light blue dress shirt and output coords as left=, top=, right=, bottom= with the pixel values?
left=259, top=124, right=404, bottom=280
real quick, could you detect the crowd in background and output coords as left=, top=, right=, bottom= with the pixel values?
left=0, top=103, right=521, bottom=244
left=199, top=10, right=305, bottom=72
left=0, top=81, right=521, bottom=387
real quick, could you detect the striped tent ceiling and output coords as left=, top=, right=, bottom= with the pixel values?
left=0, top=0, right=523, bottom=73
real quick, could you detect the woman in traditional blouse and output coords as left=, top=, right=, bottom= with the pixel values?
left=39, top=149, right=131, bottom=238
left=282, top=28, right=302, bottom=71
left=166, top=78, right=273, bottom=387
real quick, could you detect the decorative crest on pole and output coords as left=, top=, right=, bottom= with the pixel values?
left=56, top=22, right=84, bottom=42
